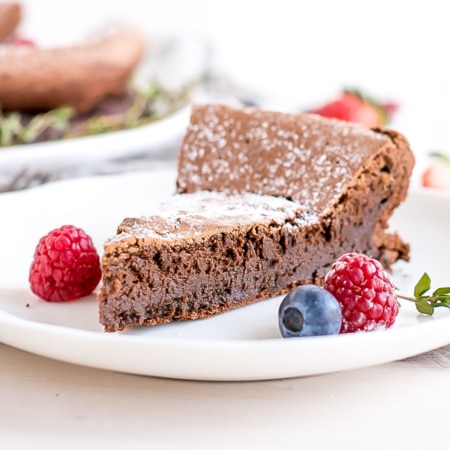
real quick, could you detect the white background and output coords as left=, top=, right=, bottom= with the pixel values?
left=17, top=0, right=450, bottom=175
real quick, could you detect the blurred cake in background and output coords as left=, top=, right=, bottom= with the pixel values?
left=0, top=2, right=195, bottom=147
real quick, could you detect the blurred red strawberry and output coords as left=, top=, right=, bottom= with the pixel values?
left=309, top=89, right=397, bottom=128
left=422, top=152, right=450, bottom=191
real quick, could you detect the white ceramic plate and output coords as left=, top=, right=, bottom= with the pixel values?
left=0, top=168, right=449, bottom=381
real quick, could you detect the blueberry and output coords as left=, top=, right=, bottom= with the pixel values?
left=278, top=285, right=342, bottom=338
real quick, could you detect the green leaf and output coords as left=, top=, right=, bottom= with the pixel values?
left=414, top=273, right=431, bottom=298
left=415, top=300, right=434, bottom=315
left=432, top=287, right=450, bottom=296
left=0, top=113, right=23, bottom=146
left=435, top=295, right=450, bottom=307
left=49, top=106, right=75, bottom=129
left=20, top=115, right=50, bottom=143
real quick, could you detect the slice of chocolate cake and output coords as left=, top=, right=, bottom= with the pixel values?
left=98, top=103, right=415, bottom=332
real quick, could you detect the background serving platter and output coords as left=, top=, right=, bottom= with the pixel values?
left=0, top=105, right=191, bottom=173
left=1, top=7, right=211, bottom=189
left=0, top=169, right=449, bottom=381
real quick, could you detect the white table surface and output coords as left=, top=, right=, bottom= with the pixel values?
left=1, top=341, right=449, bottom=449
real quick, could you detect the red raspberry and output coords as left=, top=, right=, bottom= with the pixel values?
left=29, top=225, right=102, bottom=302
left=323, top=253, right=399, bottom=333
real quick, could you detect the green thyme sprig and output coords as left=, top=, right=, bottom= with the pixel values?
left=0, top=78, right=199, bottom=147
left=397, top=272, right=450, bottom=315
left=71, top=80, right=193, bottom=138
left=0, top=106, right=75, bottom=146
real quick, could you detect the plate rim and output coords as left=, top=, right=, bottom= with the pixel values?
left=0, top=303, right=449, bottom=381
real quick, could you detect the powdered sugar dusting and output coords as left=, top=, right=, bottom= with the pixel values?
left=177, top=104, right=391, bottom=213
left=107, top=191, right=318, bottom=243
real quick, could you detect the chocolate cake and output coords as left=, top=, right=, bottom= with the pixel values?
left=98, top=103, right=415, bottom=332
